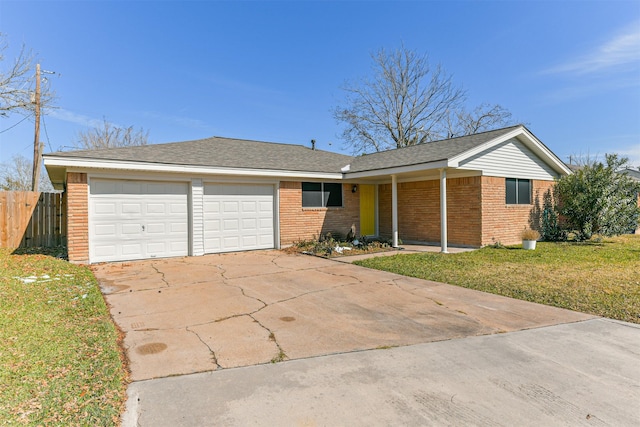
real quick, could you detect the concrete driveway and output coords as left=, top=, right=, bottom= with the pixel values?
left=92, top=250, right=593, bottom=381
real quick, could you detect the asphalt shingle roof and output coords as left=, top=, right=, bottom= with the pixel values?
left=46, top=137, right=353, bottom=174
left=347, top=126, right=521, bottom=173
left=45, top=125, right=526, bottom=175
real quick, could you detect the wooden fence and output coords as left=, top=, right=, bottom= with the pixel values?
left=0, top=192, right=66, bottom=248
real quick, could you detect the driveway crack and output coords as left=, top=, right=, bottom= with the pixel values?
left=186, top=326, right=222, bottom=369
left=247, top=313, right=287, bottom=363
left=150, top=263, right=170, bottom=288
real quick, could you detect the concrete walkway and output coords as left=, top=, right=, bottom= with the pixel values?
left=124, top=318, right=640, bottom=426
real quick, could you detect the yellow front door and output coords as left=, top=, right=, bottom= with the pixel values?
left=359, top=184, right=375, bottom=236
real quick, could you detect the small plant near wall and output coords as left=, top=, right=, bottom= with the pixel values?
left=286, top=233, right=393, bottom=257
left=521, top=228, right=541, bottom=250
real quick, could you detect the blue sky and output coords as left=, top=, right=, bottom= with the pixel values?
left=1, top=0, right=639, bottom=168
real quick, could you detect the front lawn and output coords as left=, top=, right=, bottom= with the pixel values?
left=355, top=235, right=640, bottom=323
left=0, top=249, right=128, bottom=426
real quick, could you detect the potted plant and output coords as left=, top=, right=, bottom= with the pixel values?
left=521, top=228, right=541, bottom=250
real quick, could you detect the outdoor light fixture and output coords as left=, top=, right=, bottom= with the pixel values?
left=352, top=185, right=358, bottom=193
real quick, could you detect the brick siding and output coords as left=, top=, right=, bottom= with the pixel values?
left=480, top=177, right=555, bottom=246
left=66, top=172, right=89, bottom=263
left=279, top=182, right=360, bottom=245
left=379, top=177, right=483, bottom=246
left=378, top=176, right=556, bottom=247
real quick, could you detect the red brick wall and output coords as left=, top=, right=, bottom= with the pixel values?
left=279, top=182, right=360, bottom=245
left=449, top=177, right=483, bottom=246
left=378, top=176, right=556, bottom=247
left=378, top=177, right=482, bottom=246
left=480, top=177, right=555, bottom=246
left=66, top=172, right=89, bottom=263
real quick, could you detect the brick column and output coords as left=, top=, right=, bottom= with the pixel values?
left=66, top=172, right=89, bottom=263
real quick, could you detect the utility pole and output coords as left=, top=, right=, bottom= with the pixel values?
left=31, top=63, right=41, bottom=192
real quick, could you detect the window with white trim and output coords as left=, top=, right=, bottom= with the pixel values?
left=505, top=178, right=531, bottom=204
left=302, top=182, right=343, bottom=207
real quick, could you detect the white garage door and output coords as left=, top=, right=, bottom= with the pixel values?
left=203, top=183, right=274, bottom=253
left=89, top=179, right=189, bottom=263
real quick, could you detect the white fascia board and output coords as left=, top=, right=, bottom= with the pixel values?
left=344, top=160, right=450, bottom=180
left=448, top=126, right=572, bottom=176
left=42, top=156, right=343, bottom=181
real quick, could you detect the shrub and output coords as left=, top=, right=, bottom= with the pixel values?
left=555, top=154, right=640, bottom=240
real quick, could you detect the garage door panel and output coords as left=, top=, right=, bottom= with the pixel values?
left=94, top=224, right=116, bottom=236
left=171, top=203, right=187, bottom=214
left=258, top=218, right=272, bottom=228
left=170, top=222, right=188, bottom=233
left=223, top=236, right=240, bottom=249
left=94, top=202, right=116, bottom=215
left=242, top=218, right=257, bottom=229
left=146, top=223, right=166, bottom=234
left=204, top=184, right=274, bottom=254
left=242, top=236, right=258, bottom=246
left=89, top=179, right=188, bottom=263
left=121, top=243, right=143, bottom=255
left=146, top=203, right=166, bottom=214
left=121, top=223, right=143, bottom=236
left=242, top=201, right=257, bottom=212
left=259, top=201, right=272, bottom=212
left=223, top=201, right=239, bottom=213
left=260, top=234, right=274, bottom=245
left=223, top=219, right=239, bottom=231
left=204, top=219, right=220, bottom=232
left=204, top=238, right=220, bottom=251
left=94, top=245, right=117, bottom=257
left=122, top=203, right=142, bottom=214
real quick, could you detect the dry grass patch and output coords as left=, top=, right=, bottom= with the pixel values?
left=0, top=249, right=128, bottom=426
left=355, top=235, right=640, bottom=323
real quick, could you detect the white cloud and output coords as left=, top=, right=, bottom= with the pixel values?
left=49, top=109, right=105, bottom=128
left=543, top=21, right=640, bottom=75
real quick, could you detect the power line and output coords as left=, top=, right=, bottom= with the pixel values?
left=0, top=114, right=32, bottom=134
left=42, top=114, right=52, bottom=152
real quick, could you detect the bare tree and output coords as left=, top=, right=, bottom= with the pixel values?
left=0, top=154, right=53, bottom=191
left=334, top=46, right=515, bottom=154
left=73, top=118, right=149, bottom=150
left=445, top=103, right=513, bottom=138
left=0, top=33, right=55, bottom=117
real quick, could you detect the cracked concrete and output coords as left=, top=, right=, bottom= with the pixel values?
left=93, top=250, right=594, bottom=382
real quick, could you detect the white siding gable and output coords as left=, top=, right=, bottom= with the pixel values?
left=458, top=138, right=559, bottom=180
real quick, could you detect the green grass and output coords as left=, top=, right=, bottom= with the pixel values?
left=0, top=249, right=128, bottom=426
left=355, top=235, right=640, bottom=323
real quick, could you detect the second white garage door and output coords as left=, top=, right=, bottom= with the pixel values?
left=203, top=183, right=274, bottom=253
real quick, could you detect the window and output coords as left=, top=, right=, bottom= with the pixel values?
left=505, top=178, right=531, bottom=204
left=302, top=182, right=343, bottom=207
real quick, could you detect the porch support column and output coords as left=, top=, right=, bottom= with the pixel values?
left=391, top=174, right=399, bottom=248
left=440, top=168, right=448, bottom=253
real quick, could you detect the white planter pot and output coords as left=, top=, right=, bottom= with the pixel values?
left=522, top=240, right=537, bottom=250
